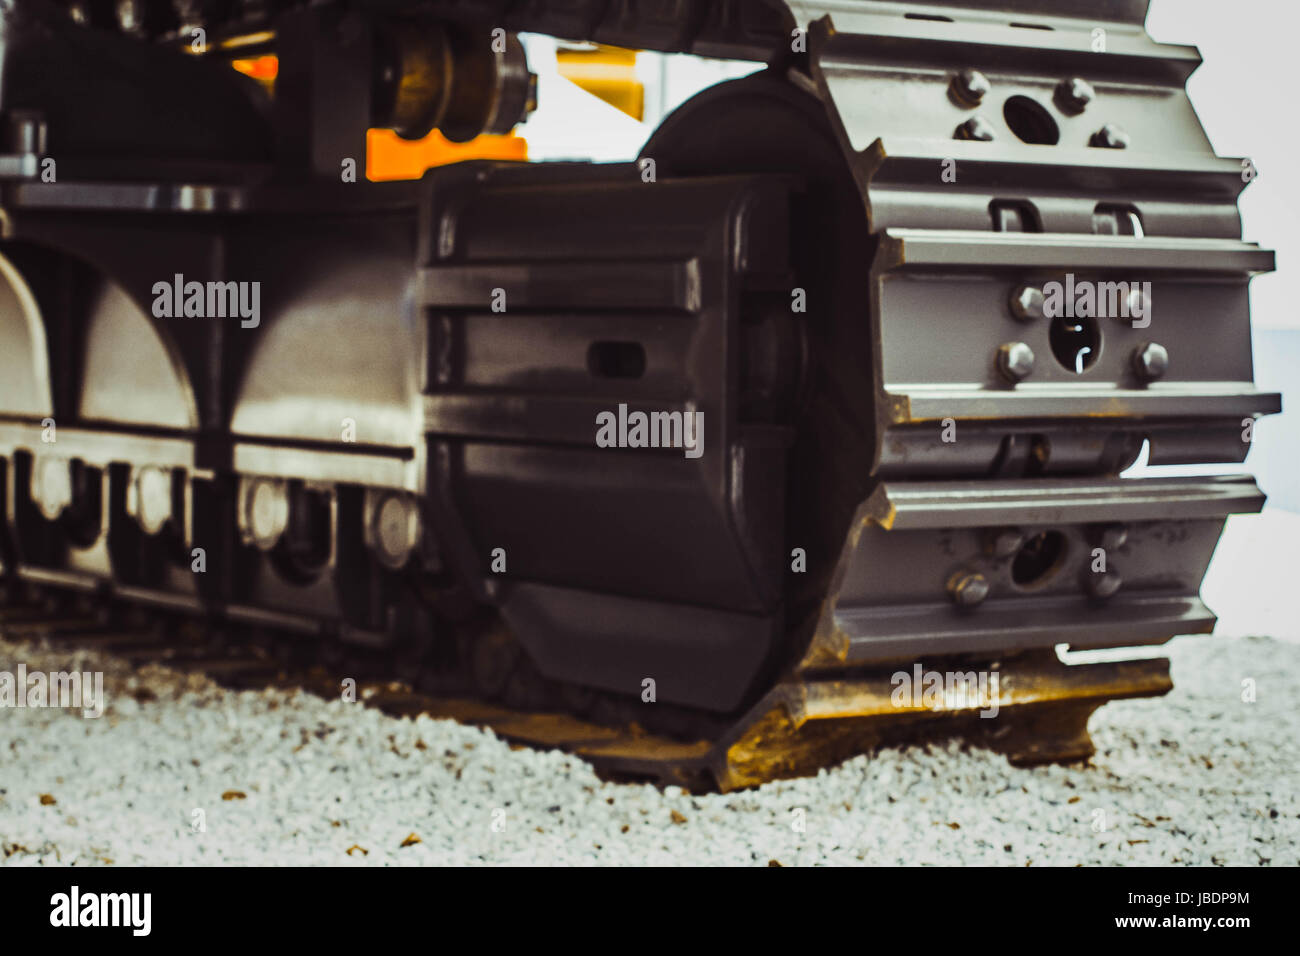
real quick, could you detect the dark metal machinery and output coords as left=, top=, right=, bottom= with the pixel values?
left=0, top=0, right=1279, bottom=788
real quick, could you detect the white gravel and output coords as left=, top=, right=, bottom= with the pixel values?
left=1, top=632, right=1296, bottom=866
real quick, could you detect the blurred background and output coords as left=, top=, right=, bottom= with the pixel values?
left=1144, top=0, right=1296, bottom=641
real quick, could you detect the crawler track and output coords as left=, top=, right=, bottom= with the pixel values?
left=0, top=0, right=1270, bottom=792
left=0, top=589, right=1171, bottom=791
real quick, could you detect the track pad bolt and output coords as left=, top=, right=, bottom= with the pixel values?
left=1085, top=567, right=1123, bottom=599
left=955, top=115, right=996, bottom=141
left=1132, top=342, right=1168, bottom=382
left=996, top=341, right=1035, bottom=383
left=988, top=527, right=1026, bottom=558
left=1090, top=123, right=1130, bottom=149
left=1091, top=523, right=1129, bottom=550
left=1009, top=284, right=1046, bottom=322
left=1055, top=77, right=1095, bottom=114
left=951, top=69, right=991, bottom=106
left=948, top=570, right=990, bottom=607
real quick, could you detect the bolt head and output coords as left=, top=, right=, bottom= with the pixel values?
left=1086, top=568, right=1123, bottom=599
left=1009, top=284, right=1046, bottom=322
left=1055, top=77, right=1095, bottom=113
left=1132, top=341, right=1168, bottom=382
left=952, top=69, right=991, bottom=106
left=997, top=341, right=1035, bottom=383
left=948, top=571, right=990, bottom=607
left=989, top=527, right=1026, bottom=558
left=1091, top=123, right=1130, bottom=149
left=955, top=115, right=995, bottom=142
left=1093, top=523, right=1129, bottom=551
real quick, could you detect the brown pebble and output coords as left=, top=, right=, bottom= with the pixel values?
left=39, top=794, right=56, bottom=806
left=670, top=810, right=687, bottom=824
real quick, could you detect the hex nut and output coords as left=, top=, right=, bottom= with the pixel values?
left=1055, top=77, right=1095, bottom=114
left=948, top=571, right=990, bottom=607
left=997, top=341, right=1035, bottom=383
left=1090, top=123, right=1130, bottom=149
left=955, top=116, right=995, bottom=141
left=1010, top=284, right=1046, bottom=322
left=951, top=69, right=991, bottom=106
left=1132, top=342, right=1169, bottom=382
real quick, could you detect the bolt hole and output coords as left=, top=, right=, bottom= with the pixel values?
left=1002, top=95, right=1059, bottom=145
left=1011, top=530, right=1067, bottom=587
left=1049, top=313, right=1100, bottom=374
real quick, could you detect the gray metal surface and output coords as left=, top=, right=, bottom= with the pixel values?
left=0, top=0, right=1280, bottom=722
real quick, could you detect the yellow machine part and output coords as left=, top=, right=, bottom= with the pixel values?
left=365, top=129, right=527, bottom=181
left=556, top=43, right=644, bottom=120
left=229, top=56, right=528, bottom=181
left=230, top=54, right=277, bottom=93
